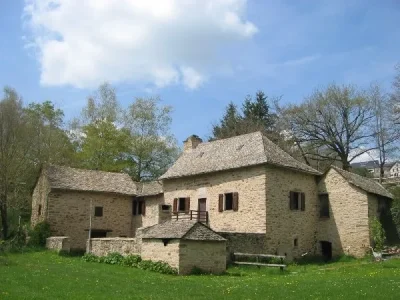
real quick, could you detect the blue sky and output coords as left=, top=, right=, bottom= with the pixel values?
left=0, top=0, right=399, bottom=145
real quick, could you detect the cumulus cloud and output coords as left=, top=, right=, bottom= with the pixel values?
left=23, top=0, right=257, bottom=89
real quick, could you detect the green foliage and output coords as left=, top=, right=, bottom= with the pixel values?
left=371, top=217, right=386, bottom=251
left=103, top=252, right=125, bottom=265
left=82, top=252, right=177, bottom=275
left=211, top=91, right=278, bottom=141
left=122, top=254, right=142, bottom=267
left=390, top=187, right=400, bottom=232
left=28, top=222, right=51, bottom=247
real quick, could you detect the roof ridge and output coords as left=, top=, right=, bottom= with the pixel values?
left=48, top=164, right=131, bottom=177
left=198, top=131, right=262, bottom=148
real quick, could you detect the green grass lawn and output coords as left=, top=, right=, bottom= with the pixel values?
left=1, top=251, right=399, bottom=299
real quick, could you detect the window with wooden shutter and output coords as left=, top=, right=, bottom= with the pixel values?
left=141, top=201, right=146, bottom=216
left=233, top=192, right=239, bottom=211
left=218, top=194, right=223, bottom=212
left=225, top=193, right=233, bottom=210
left=185, top=197, right=190, bottom=213
left=173, top=198, right=178, bottom=213
left=300, top=193, right=305, bottom=211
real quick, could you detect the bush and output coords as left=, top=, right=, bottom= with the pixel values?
left=82, top=252, right=177, bottom=275
left=28, top=222, right=51, bottom=247
left=371, top=217, right=386, bottom=251
left=103, top=252, right=124, bottom=265
left=122, top=255, right=142, bottom=267
left=82, top=253, right=98, bottom=262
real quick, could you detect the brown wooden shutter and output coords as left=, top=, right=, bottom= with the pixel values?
left=233, top=192, right=239, bottom=211
left=173, top=198, right=178, bottom=213
left=218, top=194, right=224, bottom=212
left=301, top=193, right=305, bottom=211
left=289, top=191, right=294, bottom=210
left=141, top=201, right=146, bottom=216
left=185, top=197, right=190, bottom=213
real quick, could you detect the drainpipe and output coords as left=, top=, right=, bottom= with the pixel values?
left=88, top=199, right=93, bottom=253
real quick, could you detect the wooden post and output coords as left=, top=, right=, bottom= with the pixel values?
left=190, top=210, right=193, bottom=220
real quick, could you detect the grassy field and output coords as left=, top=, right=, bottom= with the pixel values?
left=1, top=251, right=399, bottom=299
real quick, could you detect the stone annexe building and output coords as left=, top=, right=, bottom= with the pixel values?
left=32, top=131, right=395, bottom=266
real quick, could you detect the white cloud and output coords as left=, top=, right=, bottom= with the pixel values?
left=23, top=0, right=257, bottom=90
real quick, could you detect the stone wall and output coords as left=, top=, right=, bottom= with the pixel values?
left=318, top=168, right=371, bottom=257
left=140, top=238, right=226, bottom=275
left=163, top=165, right=267, bottom=234
left=132, top=194, right=168, bottom=235
left=219, top=232, right=268, bottom=262
left=88, top=238, right=140, bottom=257
left=179, top=240, right=226, bottom=274
left=46, top=236, right=70, bottom=253
left=47, top=191, right=133, bottom=249
left=141, top=239, right=180, bottom=271
left=265, top=166, right=319, bottom=260
left=31, top=170, right=51, bottom=227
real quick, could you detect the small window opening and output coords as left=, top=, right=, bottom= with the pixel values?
left=294, top=238, right=298, bottom=247
left=161, top=204, right=171, bottom=211
left=178, top=198, right=186, bottom=212
left=94, top=206, right=103, bottom=217
left=225, top=193, right=233, bottom=210
left=133, top=198, right=145, bottom=216
left=38, top=204, right=42, bottom=216
left=162, top=238, right=170, bottom=246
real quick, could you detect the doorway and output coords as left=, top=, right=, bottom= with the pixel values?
left=197, top=198, right=207, bottom=222
left=320, top=241, right=332, bottom=261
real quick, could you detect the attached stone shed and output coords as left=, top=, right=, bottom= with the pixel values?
left=141, top=220, right=226, bottom=275
left=317, top=166, right=394, bottom=258
left=31, top=165, right=138, bottom=249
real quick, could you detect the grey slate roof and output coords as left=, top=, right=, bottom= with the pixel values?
left=135, top=181, right=163, bottom=197
left=160, top=132, right=321, bottom=179
left=331, top=166, right=393, bottom=199
left=46, top=165, right=137, bottom=196
left=141, top=220, right=225, bottom=241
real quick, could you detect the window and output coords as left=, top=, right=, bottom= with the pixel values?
left=173, top=198, right=190, bottom=213
left=132, top=198, right=145, bottom=216
left=38, top=204, right=42, bottom=216
left=94, top=206, right=103, bottom=217
left=289, top=191, right=305, bottom=211
left=161, top=204, right=171, bottom=212
left=319, top=194, right=330, bottom=218
left=294, top=238, right=298, bottom=247
left=90, top=231, right=107, bottom=238
left=225, top=193, right=233, bottom=210
left=179, top=198, right=186, bottom=212
left=218, top=192, right=239, bottom=212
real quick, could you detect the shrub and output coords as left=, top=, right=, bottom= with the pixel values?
left=138, top=259, right=177, bottom=275
left=122, top=255, right=142, bottom=267
left=371, top=217, right=386, bottom=251
left=28, top=222, right=51, bottom=247
left=82, top=253, right=98, bottom=262
left=103, top=252, right=124, bottom=265
left=82, top=252, right=177, bottom=275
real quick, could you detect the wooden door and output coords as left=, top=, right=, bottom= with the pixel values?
left=198, top=198, right=207, bottom=222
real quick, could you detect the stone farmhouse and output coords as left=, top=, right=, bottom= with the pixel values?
left=32, top=131, right=395, bottom=269
left=351, top=160, right=400, bottom=178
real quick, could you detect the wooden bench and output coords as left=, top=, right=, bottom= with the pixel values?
left=233, top=252, right=287, bottom=271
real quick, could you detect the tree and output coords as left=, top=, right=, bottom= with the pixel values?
left=369, top=83, right=400, bottom=182
left=0, top=87, right=32, bottom=239
left=211, top=91, right=278, bottom=141
left=78, top=120, right=131, bottom=172
left=123, top=97, right=179, bottom=181
left=25, top=101, right=75, bottom=166
left=285, top=84, right=374, bottom=170
left=391, top=64, right=400, bottom=124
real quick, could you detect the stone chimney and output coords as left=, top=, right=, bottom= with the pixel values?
left=183, top=135, right=203, bottom=151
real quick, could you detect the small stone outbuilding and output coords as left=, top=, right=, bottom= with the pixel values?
left=140, top=220, right=226, bottom=275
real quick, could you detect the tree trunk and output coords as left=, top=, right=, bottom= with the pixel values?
left=342, top=158, right=350, bottom=171
left=0, top=199, right=8, bottom=239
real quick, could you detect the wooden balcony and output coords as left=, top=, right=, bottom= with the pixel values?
left=173, top=210, right=209, bottom=224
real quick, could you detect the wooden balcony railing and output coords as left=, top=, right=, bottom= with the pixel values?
left=173, top=210, right=209, bottom=224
